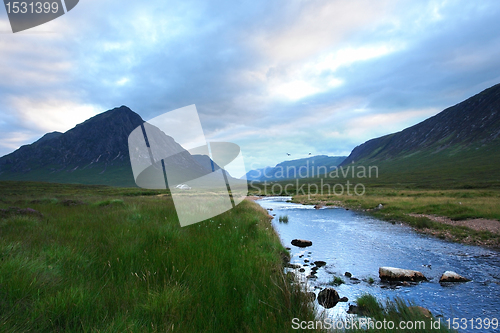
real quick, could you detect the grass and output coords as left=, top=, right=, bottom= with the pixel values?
left=346, top=294, right=455, bottom=332
left=0, top=181, right=319, bottom=332
left=327, top=276, right=345, bottom=286
left=278, top=215, right=289, bottom=223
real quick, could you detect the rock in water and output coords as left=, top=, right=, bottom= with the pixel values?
left=317, top=288, right=340, bottom=308
left=439, top=271, right=470, bottom=283
left=313, top=260, right=326, bottom=267
left=291, top=239, right=313, bottom=247
left=379, top=267, right=427, bottom=282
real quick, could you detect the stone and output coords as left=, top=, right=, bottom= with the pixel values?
left=317, top=288, right=340, bottom=309
left=347, top=304, right=358, bottom=314
left=339, top=297, right=348, bottom=302
left=314, top=261, right=326, bottom=267
left=439, top=271, right=470, bottom=283
left=291, top=239, right=313, bottom=248
left=344, top=272, right=352, bottom=278
left=379, top=267, right=427, bottom=282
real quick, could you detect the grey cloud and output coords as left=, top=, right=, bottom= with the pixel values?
left=1, top=0, right=500, bottom=169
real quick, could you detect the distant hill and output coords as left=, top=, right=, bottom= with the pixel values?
left=0, top=106, right=213, bottom=187
left=340, top=83, right=500, bottom=187
left=246, top=155, right=346, bottom=182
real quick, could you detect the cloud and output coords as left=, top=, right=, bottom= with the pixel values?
left=8, top=97, right=100, bottom=132
left=1, top=0, right=500, bottom=171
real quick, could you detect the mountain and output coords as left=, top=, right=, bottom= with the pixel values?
left=0, top=106, right=212, bottom=187
left=245, top=167, right=273, bottom=181
left=246, top=155, right=347, bottom=182
left=340, top=83, right=500, bottom=187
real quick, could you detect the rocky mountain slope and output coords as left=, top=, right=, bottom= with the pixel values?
left=0, top=106, right=211, bottom=187
left=342, top=84, right=500, bottom=165
left=339, top=83, right=500, bottom=187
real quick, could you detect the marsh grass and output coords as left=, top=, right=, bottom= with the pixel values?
left=327, top=276, right=345, bottom=286
left=0, top=181, right=319, bottom=332
left=346, top=294, right=454, bottom=332
left=278, top=215, right=289, bottom=223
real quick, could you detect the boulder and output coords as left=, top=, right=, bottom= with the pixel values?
left=379, top=267, right=427, bottom=282
left=291, top=239, right=312, bottom=248
left=314, top=260, right=326, bottom=267
left=339, top=297, right=348, bottom=302
left=314, top=205, right=321, bottom=209
left=317, top=288, right=340, bottom=308
left=439, top=271, right=470, bottom=283
left=345, top=272, right=352, bottom=278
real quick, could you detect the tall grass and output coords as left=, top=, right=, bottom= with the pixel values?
left=345, top=294, right=455, bottom=333
left=0, top=181, right=318, bottom=332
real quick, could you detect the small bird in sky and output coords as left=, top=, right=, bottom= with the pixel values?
left=309, top=152, right=311, bottom=155
left=287, top=153, right=291, bottom=156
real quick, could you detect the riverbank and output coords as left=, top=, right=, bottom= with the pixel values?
left=290, top=188, right=500, bottom=249
left=0, top=181, right=318, bottom=332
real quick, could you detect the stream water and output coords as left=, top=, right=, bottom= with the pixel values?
left=257, top=197, right=500, bottom=332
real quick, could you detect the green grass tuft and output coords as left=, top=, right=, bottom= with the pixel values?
left=327, top=276, right=345, bottom=286
left=278, top=215, right=289, bottom=223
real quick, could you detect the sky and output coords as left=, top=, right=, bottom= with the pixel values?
left=1, top=0, right=500, bottom=177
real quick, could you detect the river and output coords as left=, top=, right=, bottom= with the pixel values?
left=257, top=197, right=500, bottom=332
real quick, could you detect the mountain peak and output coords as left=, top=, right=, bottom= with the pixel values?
left=79, top=105, right=143, bottom=126
left=0, top=105, right=216, bottom=187
left=34, top=131, right=63, bottom=145
left=0, top=106, right=147, bottom=186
